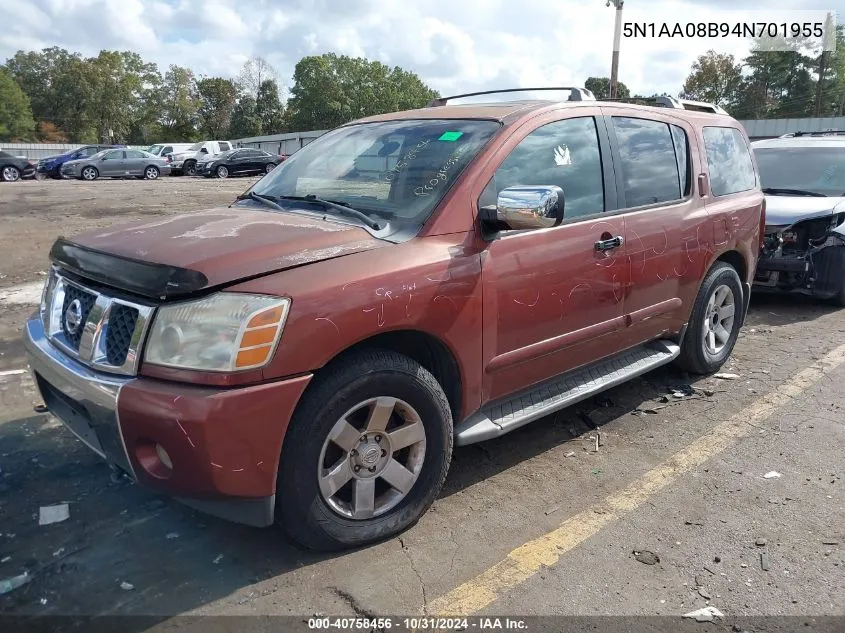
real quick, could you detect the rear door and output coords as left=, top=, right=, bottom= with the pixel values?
left=598, top=107, right=703, bottom=347
left=123, top=149, right=147, bottom=175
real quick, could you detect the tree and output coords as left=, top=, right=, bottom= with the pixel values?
left=229, top=95, right=262, bottom=138
left=0, top=68, right=36, bottom=141
left=197, top=77, right=239, bottom=138
left=238, top=56, right=277, bottom=99
left=681, top=51, right=743, bottom=108
left=585, top=76, right=630, bottom=100
left=37, top=121, right=67, bottom=142
left=285, top=53, right=438, bottom=131
left=256, top=79, right=285, bottom=134
left=154, top=65, right=201, bottom=140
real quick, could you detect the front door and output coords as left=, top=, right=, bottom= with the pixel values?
left=98, top=150, right=125, bottom=176
left=476, top=112, right=627, bottom=402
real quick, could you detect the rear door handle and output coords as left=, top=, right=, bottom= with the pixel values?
left=595, top=235, right=624, bottom=251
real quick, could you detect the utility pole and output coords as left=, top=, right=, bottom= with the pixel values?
left=607, top=0, right=625, bottom=99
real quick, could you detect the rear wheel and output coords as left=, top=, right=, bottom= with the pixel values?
left=183, top=160, right=197, bottom=176
left=144, top=166, right=159, bottom=180
left=276, top=350, right=453, bottom=551
left=676, top=262, right=743, bottom=375
left=265, top=163, right=275, bottom=174
left=216, top=165, right=229, bottom=178
left=81, top=166, right=98, bottom=181
left=1, top=166, right=21, bottom=182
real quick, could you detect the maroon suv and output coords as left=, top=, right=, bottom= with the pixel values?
left=23, top=88, right=764, bottom=550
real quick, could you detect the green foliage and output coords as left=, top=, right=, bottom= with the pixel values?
left=0, top=67, right=36, bottom=141
left=197, top=77, right=239, bottom=138
left=256, top=79, right=285, bottom=135
left=585, top=76, right=630, bottom=100
left=680, top=50, right=743, bottom=107
left=155, top=65, right=202, bottom=141
left=229, top=95, right=262, bottom=138
left=285, top=53, right=439, bottom=131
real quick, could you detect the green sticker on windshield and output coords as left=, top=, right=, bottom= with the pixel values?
left=439, top=131, right=464, bottom=142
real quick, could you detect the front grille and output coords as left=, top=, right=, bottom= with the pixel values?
left=105, top=304, right=138, bottom=366
left=61, top=285, right=97, bottom=349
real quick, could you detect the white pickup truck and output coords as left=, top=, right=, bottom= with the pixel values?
left=168, top=140, right=234, bottom=176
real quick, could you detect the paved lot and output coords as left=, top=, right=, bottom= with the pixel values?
left=0, top=178, right=842, bottom=627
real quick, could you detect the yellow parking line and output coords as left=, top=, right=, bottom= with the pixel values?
left=428, top=343, right=845, bottom=616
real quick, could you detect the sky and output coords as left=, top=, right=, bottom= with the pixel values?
left=3, top=0, right=842, bottom=102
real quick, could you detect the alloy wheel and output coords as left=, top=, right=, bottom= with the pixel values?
left=216, top=165, right=228, bottom=178
left=82, top=167, right=97, bottom=181
left=145, top=167, right=159, bottom=180
left=317, top=396, right=427, bottom=520
left=1, top=166, right=20, bottom=182
left=702, top=283, right=736, bottom=355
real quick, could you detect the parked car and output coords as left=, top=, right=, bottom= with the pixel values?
left=195, top=148, right=285, bottom=178
left=36, top=145, right=124, bottom=179
left=168, top=140, right=233, bottom=176
left=60, top=148, right=171, bottom=180
left=23, top=88, right=763, bottom=551
left=752, top=131, right=845, bottom=305
left=0, top=150, right=36, bottom=182
left=145, top=143, right=195, bottom=159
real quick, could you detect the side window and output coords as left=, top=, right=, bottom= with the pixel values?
left=702, top=126, right=757, bottom=196
left=125, top=150, right=144, bottom=159
left=220, top=142, right=231, bottom=151
left=480, top=116, right=605, bottom=219
left=103, top=150, right=122, bottom=160
left=612, top=117, right=682, bottom=207
left=163, top=146, right=173, bottom=155
left=83, top=147, right=100, bottom=157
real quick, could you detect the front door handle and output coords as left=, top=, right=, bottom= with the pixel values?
left=595, top=235, right=624, bottom=251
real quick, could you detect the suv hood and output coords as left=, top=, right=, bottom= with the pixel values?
left=765, top=195, right=845, bottom=227
left=50, top=207, right=388, bottom=300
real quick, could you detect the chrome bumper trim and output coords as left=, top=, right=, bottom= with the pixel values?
left=24, top=317, right=137, bottom=479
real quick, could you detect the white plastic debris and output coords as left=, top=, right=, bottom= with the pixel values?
left=213, top=554, right=223, bottom=564
left=39, top=504, right=69, bottom=525
left=713, top=373, right=740, bottom=380
left=683, top=606, right=724, bottom=622
left=763, top=471, right=782, bottom=479
left=0, top=369, right=27, bottom=378
left=165, top=532, right=179, bottom=540
left=120, top=581, right=134, bottom=591
left=0, top=572, right=30, bottom=595
left=564, top=451, right=576, bottom=458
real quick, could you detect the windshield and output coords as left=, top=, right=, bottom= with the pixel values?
left=188, top=142, right=204, bottom=151
left=248, top=119, right=501, bottom=227
left=146, top=144, right=163, bottom=155
left=755, top=147, right=845, bottom=197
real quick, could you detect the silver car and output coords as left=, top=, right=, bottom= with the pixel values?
left=60, top=149, right=171, bottom=181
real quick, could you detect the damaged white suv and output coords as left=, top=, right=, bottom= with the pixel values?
left=752, top=132, right=845, bottom=305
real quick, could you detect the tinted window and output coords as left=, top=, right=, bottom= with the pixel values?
left=703, top=126, right=757, bottom=196
left=755, top=146, right=845, bottom=197
left=612, top=117, right=682, bottom=207
left=125, top=150, right=144, bottom=159
left=220, top=142, right=232, bottom=151
left=671, top=125, right=690, bottom=196
left=480, top=117, right=605, bottom=219
left=163, top=146, right=173, bottom=155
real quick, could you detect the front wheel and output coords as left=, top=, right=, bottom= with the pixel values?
left=183, top=161, right=197, bottom=176
left=81, top=166, right=98, bottom=181
left=216, top=165, right=229, bottom=178
left=144, top=166, right=159, bottom=180
left=1, top=166, right=21, bottom=182
left=676, top=262, right=743, bottom=375
left=265, top=163, right=275, bottom=174
left=276, top=350, right=453, bottom=551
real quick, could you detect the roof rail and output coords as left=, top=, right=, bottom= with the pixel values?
left=605, top=95, right=727, bottom=114
left=779, top=130, right=845, bottom=138
left=425, top=87, right=596, bottom=107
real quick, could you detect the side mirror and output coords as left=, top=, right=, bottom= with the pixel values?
left=481, top=185, right=565, bottom=230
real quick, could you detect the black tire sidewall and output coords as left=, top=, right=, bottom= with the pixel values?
left=216, top=166, right=227, bottom=178
left=2, top=166, right=20, bottom=182
left=686, top=264, right=743, bottom=373
left=278, top=352, right=452, bottom=550
left=184, top=161, right=196, bottom=175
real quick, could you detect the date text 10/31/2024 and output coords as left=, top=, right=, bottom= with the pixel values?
left=307, top=617, right=529, bottom=630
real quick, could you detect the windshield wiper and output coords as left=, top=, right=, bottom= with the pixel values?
left=236, top=190, right=284, bottom=210
left=762, top=187, right=827, bottom=197
left=275, top=194, right=383, bottom=230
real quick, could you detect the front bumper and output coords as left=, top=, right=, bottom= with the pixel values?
left=24, top=316, right=312, bottom=527
left=169, top=160, right=184, bottom=169
left=195, top=163, right=214, bottom=176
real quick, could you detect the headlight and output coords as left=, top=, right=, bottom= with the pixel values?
left=144, top=293, right=290, bottom=372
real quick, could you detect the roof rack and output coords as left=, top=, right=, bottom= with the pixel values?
left=425, top=87, right=596, bottom=107
left=605, top=95, right=727, bottom=114
left=779, top=130, right=845, bottom=138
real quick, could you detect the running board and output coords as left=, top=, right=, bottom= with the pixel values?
left=455, top=339, right=681, bottom=446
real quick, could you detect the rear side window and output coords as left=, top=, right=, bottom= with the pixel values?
left=702, top=126, right=756, bottom=196
left=220, top=142, right=232, bottom=151
left=612, top=117, right=685, bottom=207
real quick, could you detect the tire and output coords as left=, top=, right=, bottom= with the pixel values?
left=276, top=349, right=453, bottom=551
left=265, top=163, right=275, bottom=174
left=216, top=165, right=229, bottom=178
left=183, top=161, right=197, bottom=176
left=1, top=166, right=21, bottom=182
left=676, top=262, right=744, bottom=375
left=81, top=166, right=98, bottom=181
left=143, top=166, right=160, bottom=180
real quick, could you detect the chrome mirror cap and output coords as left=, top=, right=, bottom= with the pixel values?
left=495, top=185, right=565, bottom=230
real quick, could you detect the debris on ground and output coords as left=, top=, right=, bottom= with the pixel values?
left=822, top=539, right=840, bottom=545
left=577, top=410, right=598, bottom=429
left=685, top=520, right=704, bottom=526
left=213, top=554, right=223, bottom=564
left=698, top=587, right=712, bottom=600
left=597, top=432, right=604, bottom=447
left=763, top=471, right=782, bottom=479
left=33, top=404, right=48, bottom=413
left=633, top=549, right=660, bottom=565
left=755, top=537, right=767, bottom=546
left=52, top=548, right=64, bottom=557
left=0, top=369, right=27, bottom=378
left=591, top=468, right=602, bottom=476
left=166, top=532, right=179, bottom=540
left=713, top=373, right=740, bottom=380
left=632, top=407, right=662, bottom=415
left=545, top=505, right=560, bottom=516
left=669, top=384, right=695, bottom=398
left=564, top=451, right=576, bottom=458
left=0, top=556, right=10, bottom=564
left=39, top=504, right=70, bottom=525
left=119, top=581, right=134, bottom=591
left=0, top=572, right=30, bottom=595
left=683, top=606, right=724, bottom=622
left=39, top=597, right=47, bottom=605
left=760, top=552, right=770, bottom=571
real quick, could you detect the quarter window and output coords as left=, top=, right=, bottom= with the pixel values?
left=703, top=126, right=757, bottom=196
left=612, top=117, right=684, bottom=207
left=480, top=116, right=605, bottom=219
